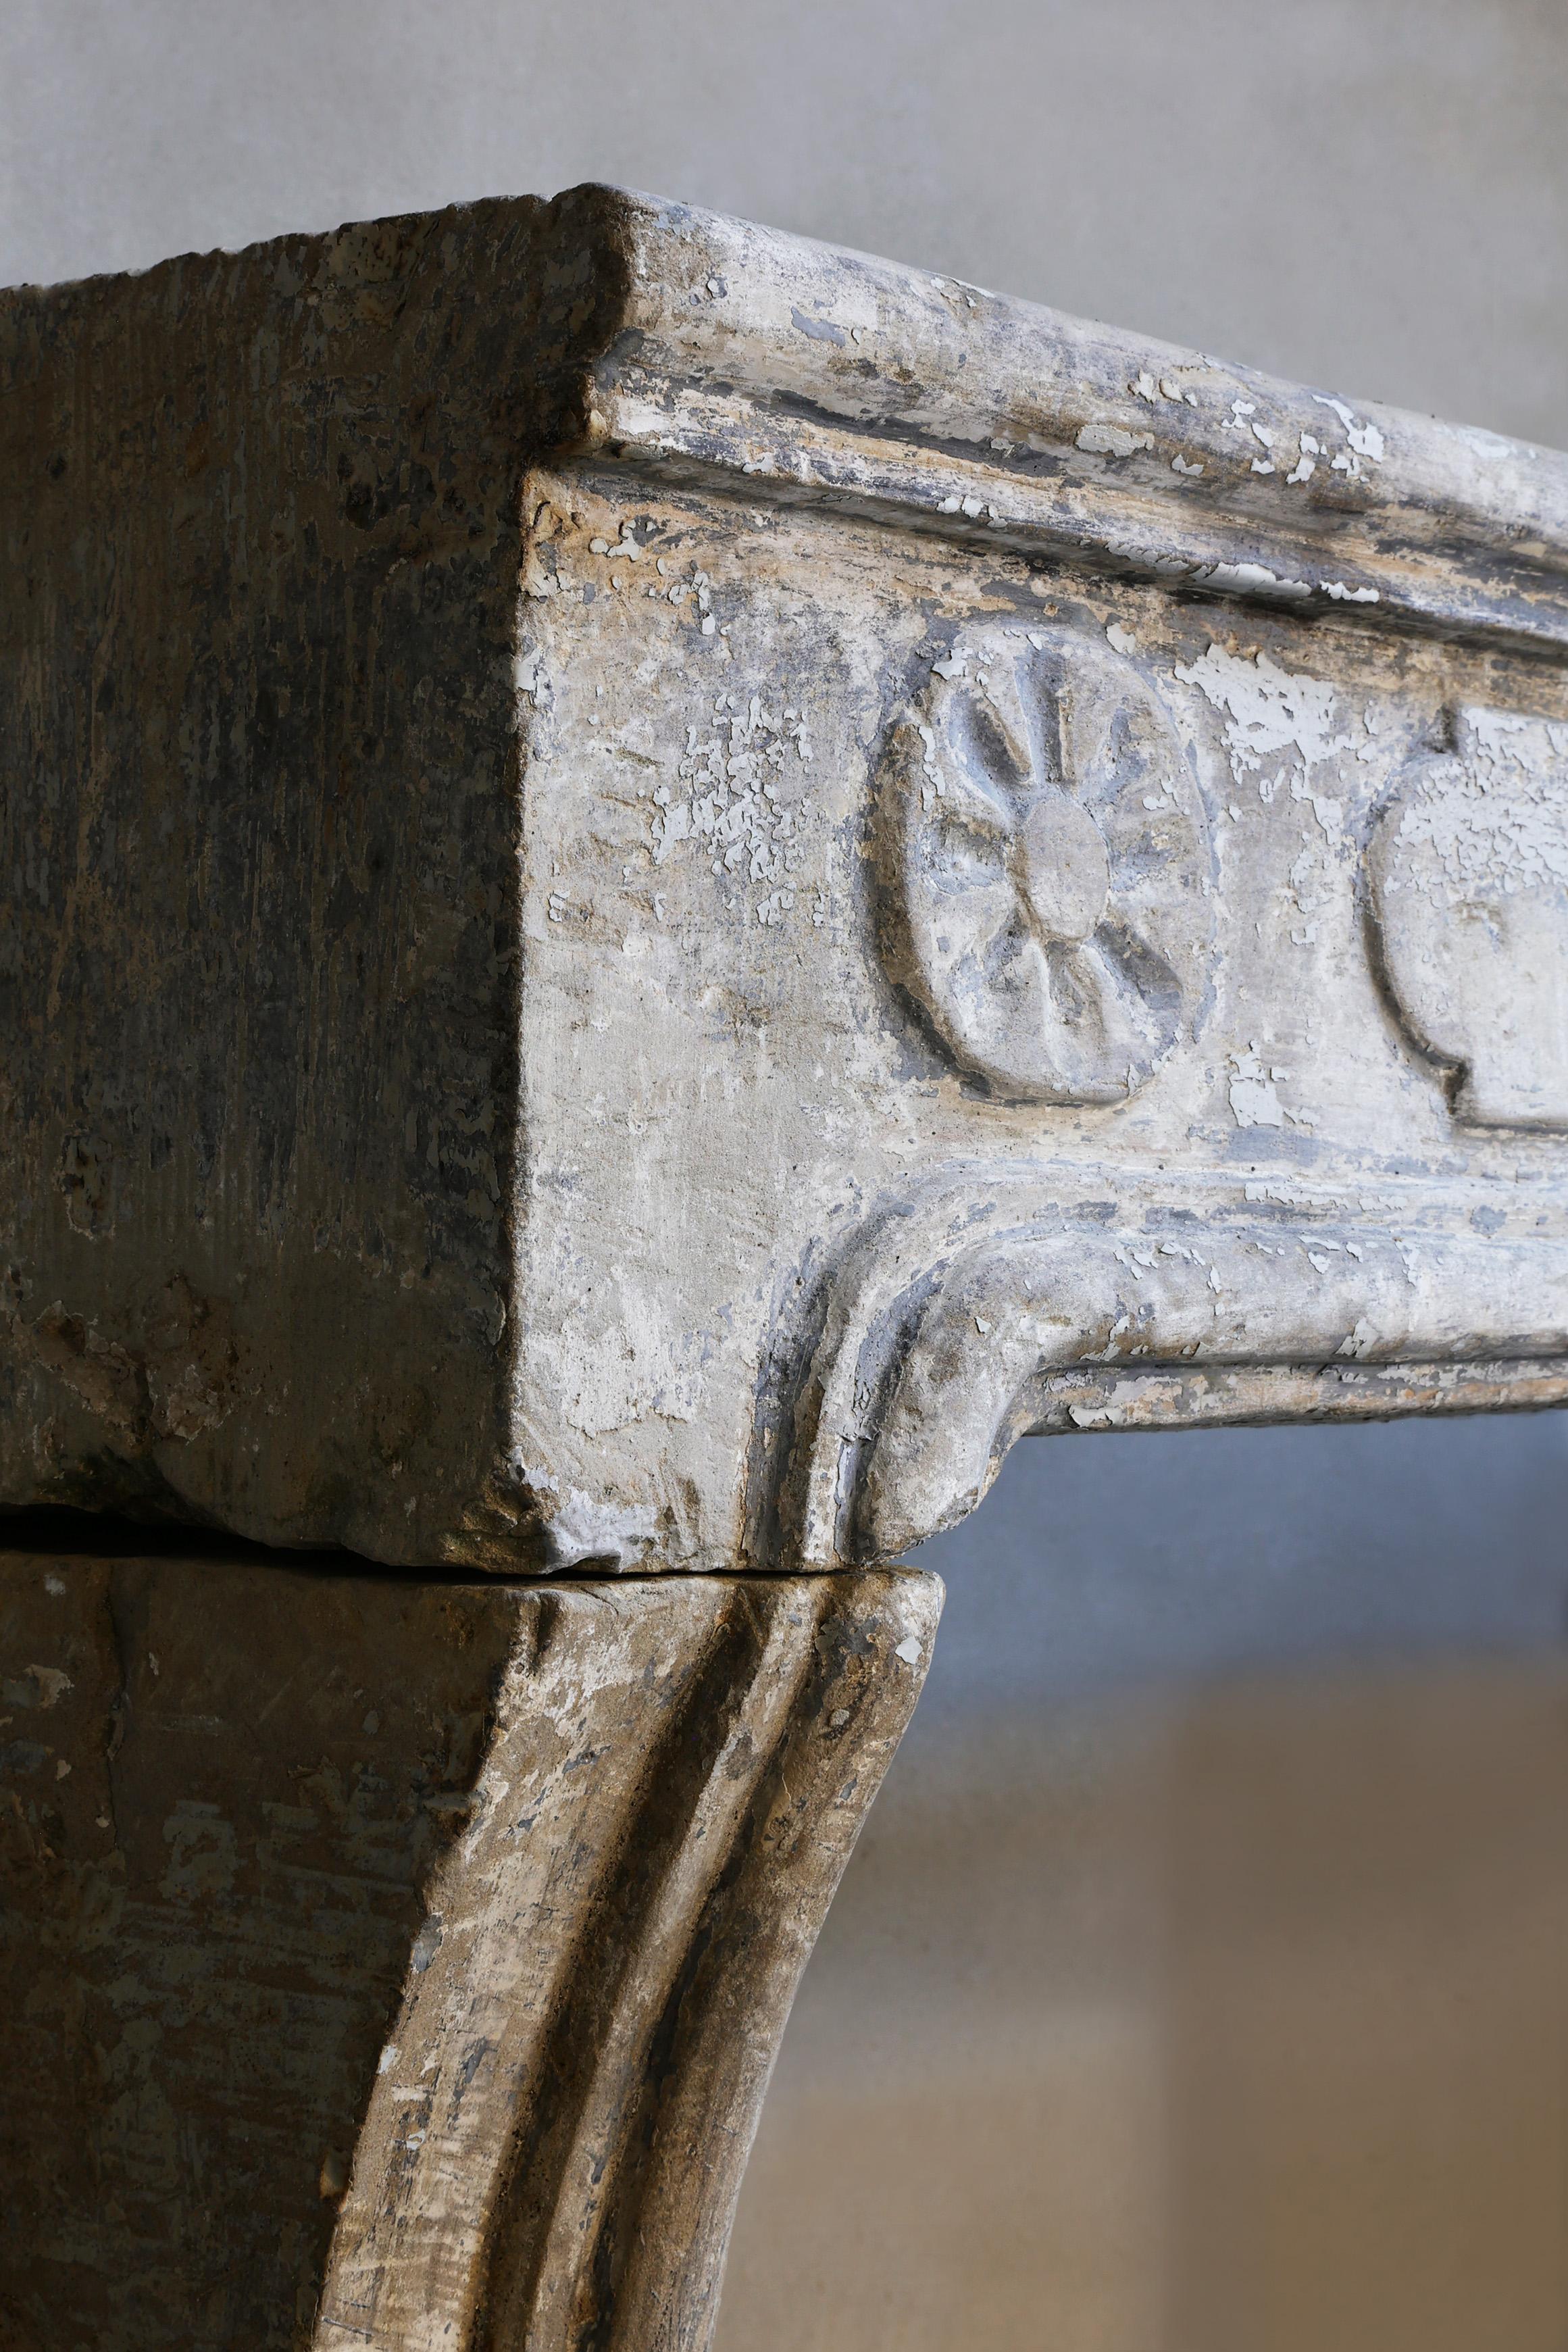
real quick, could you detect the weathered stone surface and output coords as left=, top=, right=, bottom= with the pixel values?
left=0, top=1541, right=938, bottom=2349
left=5, top=189, right=1568, bottom=1576
left=1367, top=707, right=1568, bottom=1129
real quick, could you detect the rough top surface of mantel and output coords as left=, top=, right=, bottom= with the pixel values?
left=5, top=188, right=1568, bottom=1576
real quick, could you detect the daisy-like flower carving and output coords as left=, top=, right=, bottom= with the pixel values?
left=878, top=622, right=1214, bottom=1102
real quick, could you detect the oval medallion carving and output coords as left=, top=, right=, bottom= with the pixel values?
left=876, top=623, right=1214, bottom=1103
left=1367, top=707, right=1568, bottom=1130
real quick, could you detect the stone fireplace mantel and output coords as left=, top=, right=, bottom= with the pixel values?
left=4, top=184, right=1567, bottom=2347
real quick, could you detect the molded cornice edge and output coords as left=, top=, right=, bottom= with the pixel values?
left=565, top=188, right=1568, bottom=656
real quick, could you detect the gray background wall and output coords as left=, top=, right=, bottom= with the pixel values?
left=7, top=0, right=1567, bottom=1711
left=7, top=0, right=1568, bottom=449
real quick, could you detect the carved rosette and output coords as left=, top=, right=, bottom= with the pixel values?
left=876, top=623, right=1214, bottom=1102
left=1367, top=707, right=1568, bottom=1129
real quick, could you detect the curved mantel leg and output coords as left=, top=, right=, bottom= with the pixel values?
left=0, top=1545, right=939, bottom=2349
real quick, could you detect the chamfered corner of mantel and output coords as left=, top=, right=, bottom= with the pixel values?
left=4, top=187, right=1568, bottom=1579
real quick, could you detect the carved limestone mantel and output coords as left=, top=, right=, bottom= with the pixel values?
left=5, top=183, right=1567, bottom=1578
left=3, top=184, right=1568, bottom=2348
